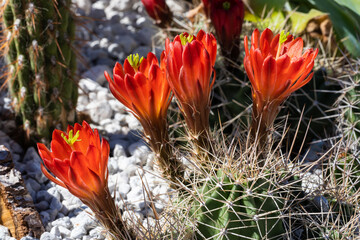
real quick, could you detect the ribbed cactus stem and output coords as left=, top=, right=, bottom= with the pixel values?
left=1, top=0, right=78, bottom=141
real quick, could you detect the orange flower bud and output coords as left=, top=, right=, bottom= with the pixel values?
left=37, top=121, right=109, bottom=204
left=165, top=30, right=217, bottom=138
left=244, top=28, right=318, bottom=133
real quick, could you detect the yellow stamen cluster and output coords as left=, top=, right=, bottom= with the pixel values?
left=179, top=33, right=194, bottom=46
left=61, top=130, right=81, bottom=145
left=127, top=53, right=144, bottom=69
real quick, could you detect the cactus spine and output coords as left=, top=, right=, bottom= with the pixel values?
left=192, top=171, right=285, bottom=239
left=1, top=0, right=78, bottom=140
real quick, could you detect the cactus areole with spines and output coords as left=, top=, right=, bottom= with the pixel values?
left=1, top=0, right=78, bottom=141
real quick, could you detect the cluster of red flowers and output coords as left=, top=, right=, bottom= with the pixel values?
left=36, top=26, right=318, bottom=232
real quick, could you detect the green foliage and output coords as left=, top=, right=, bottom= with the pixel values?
left=1, top=0, right=78, bottom=141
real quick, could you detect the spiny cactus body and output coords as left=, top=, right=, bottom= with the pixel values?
left=192, top=171, right=285, bottom=240
left=1, top=0, right=78, bottom=140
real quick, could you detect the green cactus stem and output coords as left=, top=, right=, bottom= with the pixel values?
left=1, top=0, right=78, bottom=141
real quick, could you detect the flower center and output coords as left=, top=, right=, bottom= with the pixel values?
left=222, top=1, right=231, bottom=10
left=61, top=130, right=81, bottom=146
left=276, top=30, right=290, bottom=59
left=179, top=33, right=194, bottom=45
left=127, top=53, right=144, bottom=70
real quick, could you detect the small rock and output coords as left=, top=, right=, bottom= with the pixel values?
left=88, top=102, right=113, bottom=123
left=71, top=211, right=96, bottom=230
left=48, top=187, right=61, bottom=201
left=90, top=7, right=106, bottom=20
left=40, top=211, right=51, bottom=226
left=89, top=227, right=105, bottom=239
left=58, top=226, right=71, bottom=238
left=51, top=216, right=72, bottom=229
left=70, top=226, right=87, bottom=239
left=113, top=144, right=125, bottom=157
left=50, top=226, right=61, bottom=238
left=20, top=236, right=38, bottom=240
left=132, top=46, right=152, bottom=59
left=82, top=65, right=112, bottom=86
left=35, top=200, right=50, bottom=211
left=40, top=232, right=59, bottom=240
left=79, top=78, right=100, bottom=94
left=117, top=35, right=137, bottom=54
left=50, top=197, right=63, bottom=212
left=76, top=0, right=92, bottom=15
left=0, top=226, right=10, bottom=238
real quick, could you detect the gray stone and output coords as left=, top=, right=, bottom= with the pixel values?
left=108, top=157, right=119, bottom=174
left=113, top=144, right=125, bottom=157
left=135, top=28, right=156, bottom=46
left=117, top=35, right=137, bottom=54
left=40, top=211, right=51, bottom=226
left=35, top=200, right=50, bottom=211
left=0, top=226, right=10, bottom=239
left=26, top=178, right=41, bottom=192
left=89, top=102, right=113, bottom=123
left=58, top=226, right=71, bottom=238
left=108, top=99, right=126, bottom=113
left=20, top=236, right=38, bottom=240
left=40, top=232, right=59, bottom=240
left=132, top=46, right=152, bottom=60
left=90, top=7, right=106, bottom=20
left=51, top=216, right=72, bottom=229
left=128, top=141, right=149, bottom=164
left=108, top=43, right=122, bottom=58
left=76, top=0, right=92, bottom=15
left=109, top=0, right=132, bottom=11
left=50, top=226, right=60, bottom=237
left=79, top=78, right=100, bottom=94
left=47, top=187, right=61, bottom=201
left=50, top=197, right=63, bottom=212
left=70, top=226, right=87, bottom=239
left=82, top=65, right=112, bottom=86
left=89, top=227, right=105, bottom=239
left=99, top=37, right=110, bottom=49
left=70, top=211, right=96, bottom=230
left=36, top=190, right=53, bottom=202
left=86, top=48, right=108, bottom=62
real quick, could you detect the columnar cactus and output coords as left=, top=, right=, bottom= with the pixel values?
left=1, top=0, right=78, bottom=140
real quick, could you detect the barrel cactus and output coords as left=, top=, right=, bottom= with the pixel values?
left=1, top=0, right=78, bottom=141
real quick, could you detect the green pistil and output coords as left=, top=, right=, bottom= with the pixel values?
left=179, top=33, right=194, bottom=45
left=222, top=1, right=231, bottom=10
left=127, top=53, right=144, bottom=69
left=61, top=130, right=81, bottom=145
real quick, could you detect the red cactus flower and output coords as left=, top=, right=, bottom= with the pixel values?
left=210, top=0, right=244, bottom=58
left=105, top=52, right=183, bottom=183
left=244, top=28, right=318, bottom=137
left=37, top=121, right=109, bottom=205
left=141, top=0, right=172, bottom=27
left=37, top=121, right=132, bottom=238
left=105, top=52, right=171, bottom=137
left=165, top=30, right=217, bottom=140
